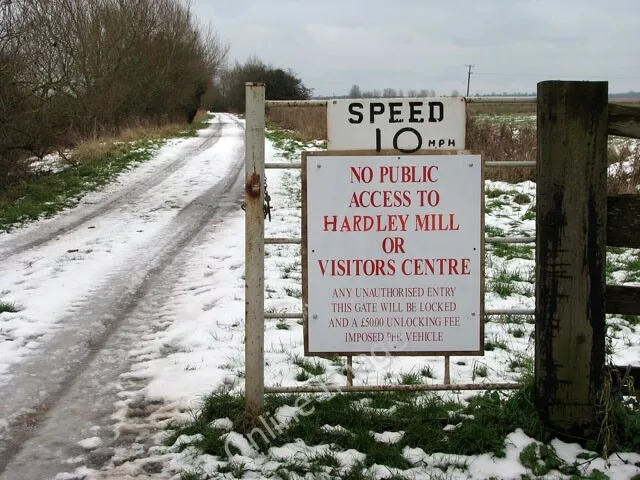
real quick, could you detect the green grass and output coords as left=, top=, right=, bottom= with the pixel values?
left=618, top=314, right=640, bottom=327
left=292, top=355, right=326, bottom=376
left=512, top=192, right=531, bottom=205
left=275, top=320, right=290, bottom=330
left=490, top=313, right=532, bottom=326
left=489, top=267, right=525, bottom=298
left=420, top=365, right=435, bottom=379
left=216, top=461, right=247, bottom=478
left=485, top=198, right=509, bottom=213
left=485, top=225, right=504, bottom=238
left=283, top=286, right=302, bottom=298
left=266, top=127, right=311, bottom=159
left=472, top=362, right=489, bottom=379
left=0, top=301, right=19, bottom=313
left=510, top=327, right=526, bottom=338
left=484, top=337, right=509, bottom=351
left=180, top=471, right=204, bottom=480
left=522, top=207, right=536, bottom=221
left=491, top=243, right=534, bottom=260
left=607, top=249, right=640, bottom=284
left=485, top=187, right=513, bottom=199
left=398, top=371, right=423, bottom=385
left=168, top=382, right=608, bottom=476
left=519, top=442, right=567, bottom=477
left=508, top=354, right=533, bottom=373
left=280, top=259, right=301, bottom=279
left=0, top=118, right=210, bottom=232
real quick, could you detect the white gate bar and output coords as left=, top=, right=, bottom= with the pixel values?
left=266, top=98, right=538, bottom=108
left=264, top=238, right=302, bottom=245
left=245, top=83, right=266, bottom=416
left=487, top=236, right=535, bottom=244
left=265, top=162, right=302, bottom=169
left=444, top=355, right=451, bottom=384
left=487, top=308, right=535, bottom=315
left=264, top=382, right=520, bottom=393
left=265, top=312, right=302, bottom=319
left=266, top=100, right=328, bottom=107
left=485, top=161, right=535, bottom=167
left=346, top=356, right=354, bottom=386
left=264, top=237, right=300, bottom=245
left=264, top=309, right=535, bottom=319
left=265, top=161, right=536, bottom=170
left=265, top=236, right=534, bottom=245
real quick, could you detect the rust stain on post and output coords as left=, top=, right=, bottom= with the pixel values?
left=246, top=172, right=261, bottom=197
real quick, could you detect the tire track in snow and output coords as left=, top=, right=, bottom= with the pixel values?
left=0, top=116, right=225, bottom=262
left=0, top=116, right=246, bottom=479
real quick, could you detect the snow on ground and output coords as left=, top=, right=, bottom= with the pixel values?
left=0, top=114, right=244, bottom=382
left=27, top=152, right=71, bottom=174
left=75, top=134, right=640, bottom=477
left=1, top=121, right=639, bottom=479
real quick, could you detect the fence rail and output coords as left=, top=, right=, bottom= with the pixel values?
left=607, top=194, right=640, bottom=248
left=608, top=103, right=640, bottom=139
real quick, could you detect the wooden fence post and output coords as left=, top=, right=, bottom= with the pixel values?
left=245, top=83, right=266, bottom=417
left=535, top=81, right=608, bottom=439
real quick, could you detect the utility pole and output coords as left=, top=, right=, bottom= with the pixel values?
left=465, top=64, right=474, bottom=97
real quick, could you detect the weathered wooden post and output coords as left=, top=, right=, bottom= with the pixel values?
left=535, top=81, right=608, bottom=438
left=245, top=83, right=266, bottom=417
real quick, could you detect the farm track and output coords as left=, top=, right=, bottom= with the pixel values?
left=0, top=114, right=246, bottom=480
left=0, top=118, right=225, bottom=262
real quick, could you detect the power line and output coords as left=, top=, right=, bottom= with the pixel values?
left=465, top=64, right=474, bottom=96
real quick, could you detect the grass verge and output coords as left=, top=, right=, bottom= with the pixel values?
left=0, top=115, right=212, bottom=232
left=165, top=378, right=640, bottom=478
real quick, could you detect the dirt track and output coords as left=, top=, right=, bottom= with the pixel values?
left=0, top=114, right=245, bottom=480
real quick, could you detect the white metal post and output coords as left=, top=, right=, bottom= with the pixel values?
left=245, top=83, right=266, bottom=417
left=444, top=355, right=451, bottom=385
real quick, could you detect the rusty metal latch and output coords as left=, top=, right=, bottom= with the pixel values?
left=240, top=174, right=271, bottom=222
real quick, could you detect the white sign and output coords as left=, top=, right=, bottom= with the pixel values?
left=303, top=153, right=483, bottom=355
left=327, top=98, right=466, bottom=153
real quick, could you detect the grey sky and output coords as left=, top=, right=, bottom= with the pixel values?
left=191, top=0, right=639, bottom=96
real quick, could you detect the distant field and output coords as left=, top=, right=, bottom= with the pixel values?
left=266, top=97, right=640, bottom=138
left=266, top=99, right=640, bottom=192
left=467, top=99, right=536, bottom=116
left=468, top=97, right=640, bottom=115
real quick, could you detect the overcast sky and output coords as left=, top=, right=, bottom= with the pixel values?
left=191, top=0, right=639, bottom=97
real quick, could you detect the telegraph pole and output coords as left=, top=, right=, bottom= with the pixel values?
left=465, top=64, right=474, bottom=97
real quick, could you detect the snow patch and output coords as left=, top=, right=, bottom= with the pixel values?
left=77, top=436, right=102, bottom=450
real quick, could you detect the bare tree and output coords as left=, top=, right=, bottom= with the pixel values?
left=0, top=0, right=230, bottom=186
left=348, top=84, right=362, bottom=98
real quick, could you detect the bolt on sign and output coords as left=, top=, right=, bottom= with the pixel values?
left=327, top=98, right=466, bottom=152
left=302, top=152, right=484, bottom=355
